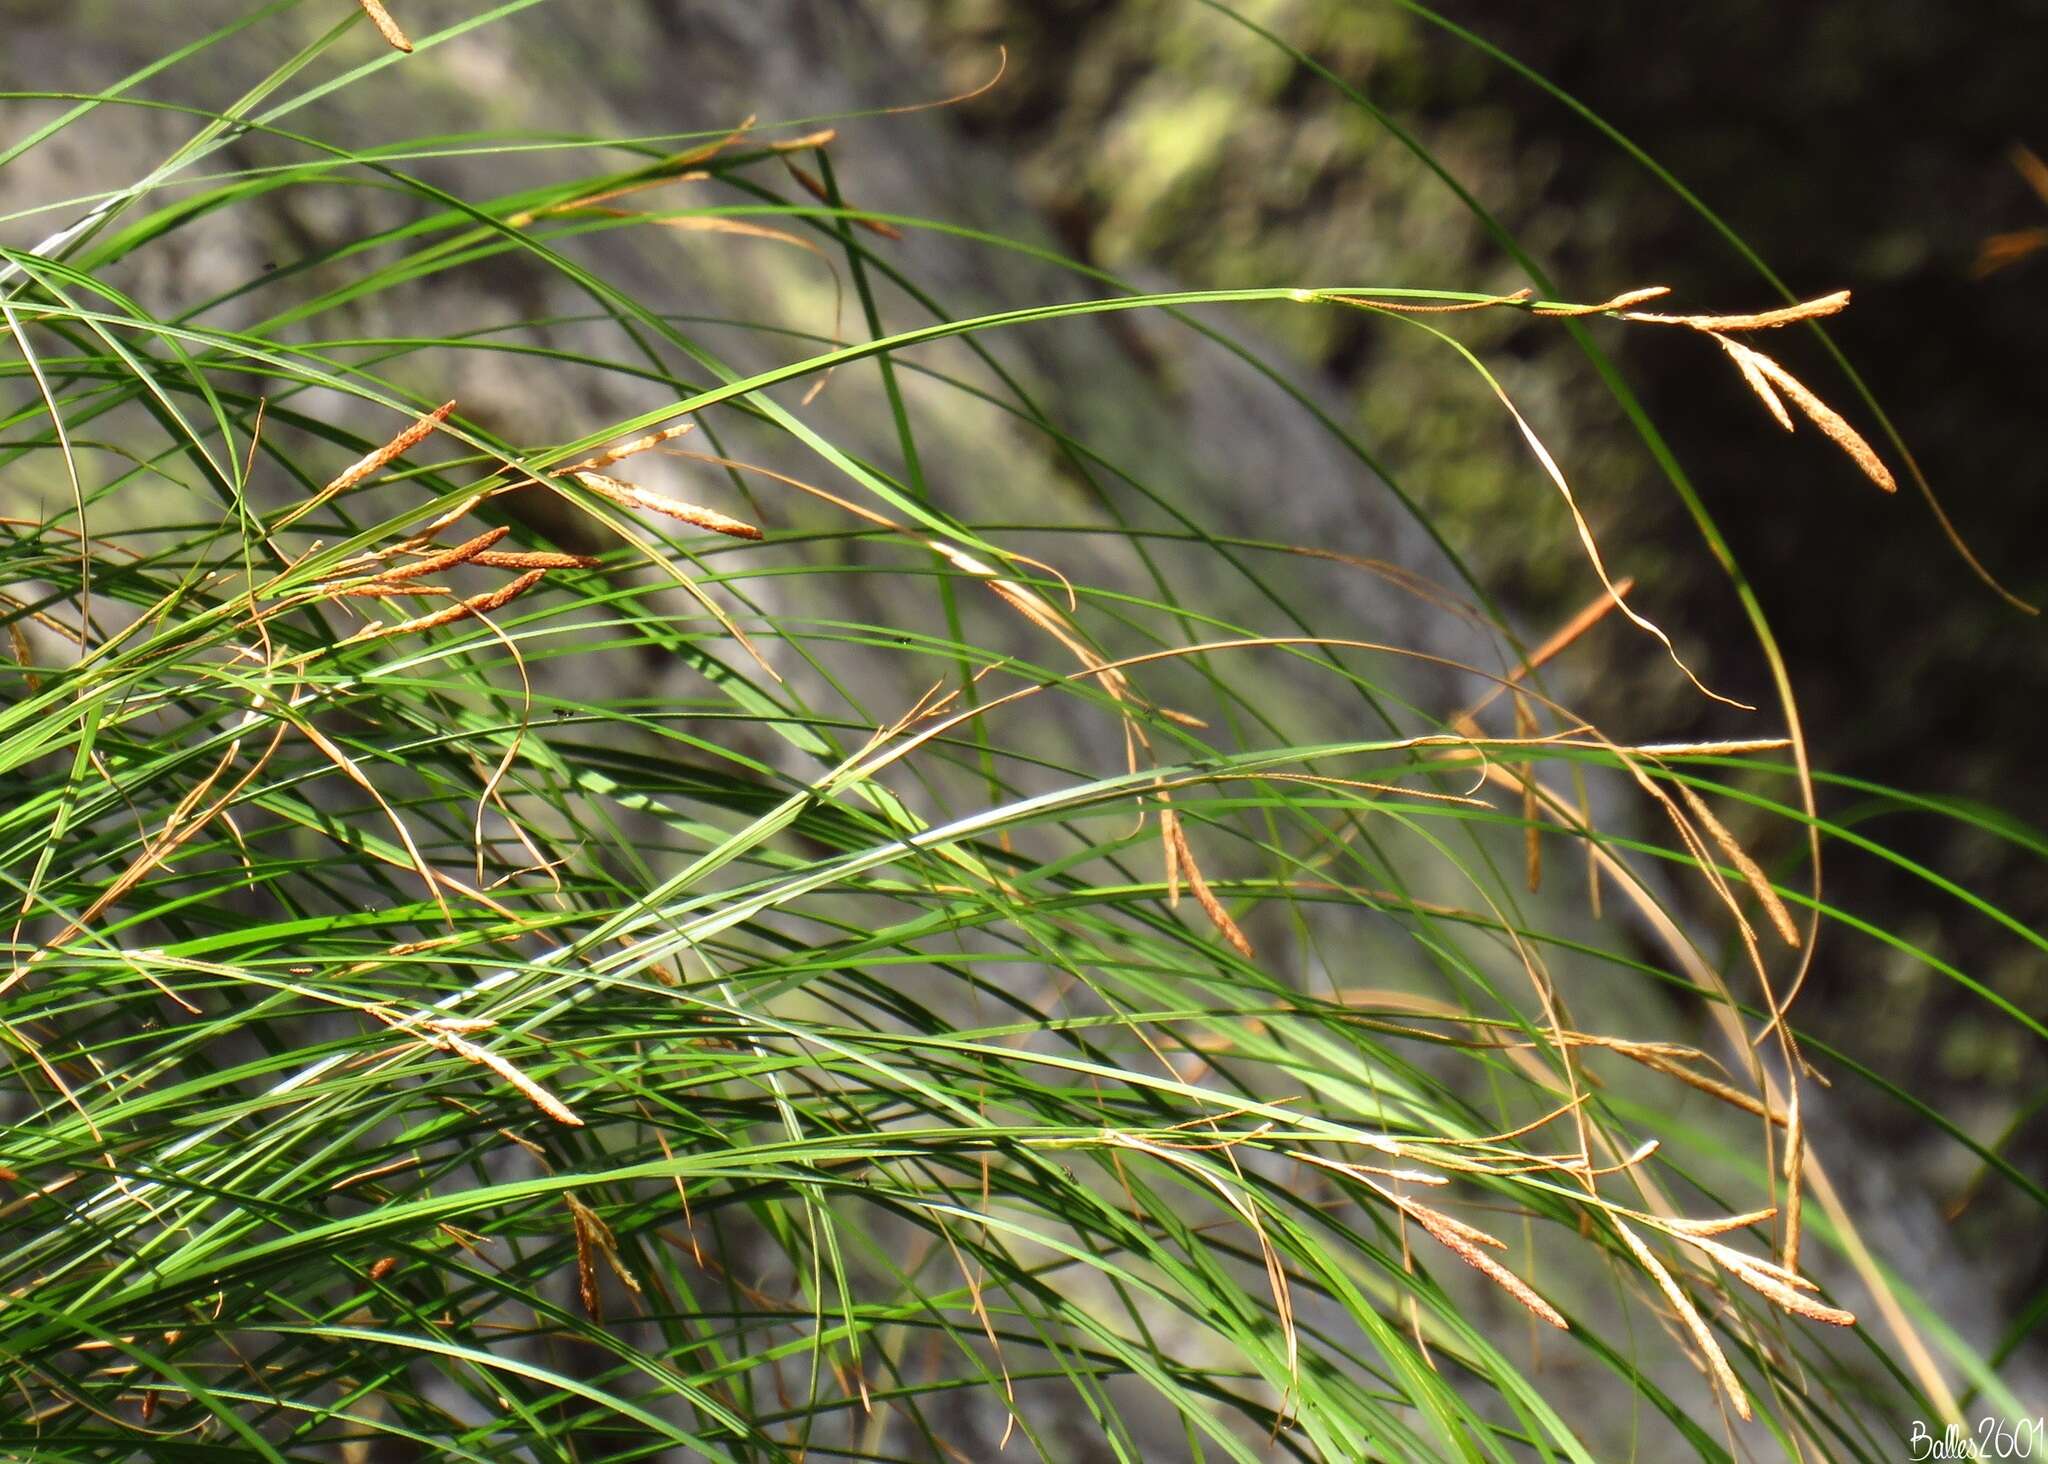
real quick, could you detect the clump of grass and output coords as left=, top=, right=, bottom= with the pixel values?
left=0, top=5, right=2038, bottom=1459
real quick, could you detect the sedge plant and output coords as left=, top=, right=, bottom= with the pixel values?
left=0, top=3, right=2039, bottom=1459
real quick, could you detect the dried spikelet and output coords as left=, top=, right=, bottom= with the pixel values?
left=1163, top=813, right=1254, bottom=959
left=756, top=128, right=838, bottom=153
left=1782, top=1085, right=1806, bottom=1272
left=498, top=1126, right=547, bottom=1158
left=1159, top=798, right=1183, bottom=909
left=368, top=569, right=547, bottom=640
left=565, top=1194, right=642, bottom=1321
left=323, top=400, right=454, bottom=497
left=783, top=157, right=905, bottom=239
left=365, top=526, right=510, bottom=584
left=1155, top=705, right=1209, bottom=728
left=471, top=550, right=604, bottom=570
left=1612, top=1043, right=1787, bottom=1126
left=925, top=537, right=1138, bottom=711
left=356, top=0, right=412, bottom=52
left=341, top=582, right=451, bottom=598
left=1515, top=693, right=1541, bottom=893
left=406, top=491, right=486, bottom=547
left=1731, top=1265, right=1855, bottom=1326
left=571, top=470, right=762, bottom=539
left=1718, top=334, right=1795, bottom=431
left=1614, top=1221, right=1750, bottom=1420
left=569, top=1198, right=602, bottom=1319
left=1678, top=1233, right=1855, bottom=1326
left=1712, top=337, right=1897, bottom=492
left=1405, top=1201, right=1568, bottom=1330
left=637, top=213, right=825, bottom=254
left=1659, top=1208, right=1779, bottom=1238
left=7, top=621, right=40, bottom=693
left=570, top=423, right=695, bottom=473
left=1408, top=1203, right=1507, bottom=1252
left=1625, top=289, right=1851, bottom=332
left=1633, top=737, right=1797, bottom=756
left=1681, top=1233, right=1818, bottom=1292
left=435, top=1027, right=583, bottom=1126
left=1530, top=284, right=1673, bottom=317
left=329, top=1156, right=421, bottom=1191
left=385, top=933, right=464, bottom=957
left=367, top=1257, right=399, bottom=1283
left=1674, top=782, right=1801, bottom=947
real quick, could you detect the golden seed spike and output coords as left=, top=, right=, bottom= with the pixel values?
left=1715, top=337, right=1897, bottom=492
left=356, top=0, right=412, bottom=53
left=1625, top=289, right=1851, bottom=332
left=571, top=471, right=763, bottom=540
